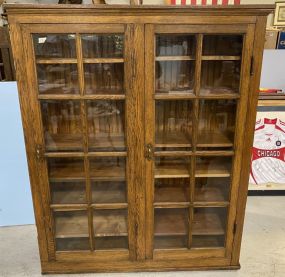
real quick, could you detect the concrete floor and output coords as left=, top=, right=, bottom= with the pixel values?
left=0, top=196, right=285, bottom=277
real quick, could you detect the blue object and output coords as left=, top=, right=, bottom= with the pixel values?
left=0, top=82, right=34, bottom=226
left=277, top=31, right=285, bottom=49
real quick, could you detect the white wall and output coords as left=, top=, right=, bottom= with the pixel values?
left=0, top=82, right=33, bottom=226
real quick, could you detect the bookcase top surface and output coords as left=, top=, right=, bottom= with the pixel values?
left=4, top=4, right=274, bottom=16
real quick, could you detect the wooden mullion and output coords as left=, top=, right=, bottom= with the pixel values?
left=76, top=33, right=95, bottom=251
left=188, top=34, right=203, bottom=249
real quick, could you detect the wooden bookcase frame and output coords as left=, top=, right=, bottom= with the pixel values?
left=5, top=4, right=273, bottom=274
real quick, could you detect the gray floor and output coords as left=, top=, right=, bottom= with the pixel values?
left=0, top=196, right=285, bottom=277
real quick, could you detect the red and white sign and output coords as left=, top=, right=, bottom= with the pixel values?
left=250, top=118, right=285, bottom=185
left=169, top=0, right=240, bottom=5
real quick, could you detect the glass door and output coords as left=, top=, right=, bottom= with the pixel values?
left=28, top=25, right=137, bottom=259
left=145, top=24, right=253, bottom=260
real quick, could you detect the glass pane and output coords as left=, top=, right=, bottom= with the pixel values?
left=195, top=156, right=232, bottom=178
left=82, top=34, right=124, bottom=58
left=93, top=209, right=128, bottom=237
left=198, top=100, right=237, bottom=149
left=195, top=177, right=230, bottom=203
left=154, top=236, right=188, bottom=249
left=192, top=207, right=227, bottom=248
left=56, top=237, right=90, bottom=251
left=156, top=61, right=195, bottom=94
left=155, top=100, right=192, bottom=150
left=200, top=60, right=241, bottom=95
left=41, top=101, right=83, bottom=152
left=54, top=210, right=89, bottom=251
left=154, top=178, right=189, bottom=203
left=155, top=156, right=191, bottom=179
left=155, top=35, right=195, bottom=95
left=37, top=64, right=79, bottom=95
left=203, top=35, right=243, bottom=56
left=89, top=157, right=125, bottom=181
left=87, top=100, right=125, bottom=152
left=95, top=237, right=128, bottom=250
left=154, top=208, right=188, bottom=249
left=84, top=63, right=124, bottom=95
left=33, top=34, right=76, bottom=58
left=92, top=181, right=126, bottom=204
left=51, top=181, right=86, bottom=204
left=48, top=158, right=85, bottom=182
left=192, top=235, right=224, bottom=248
left=156, top=35, right=196, bottom=57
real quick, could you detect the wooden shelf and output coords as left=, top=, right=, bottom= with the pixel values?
left=55, top=210, right=128, bottom=239
left=93, top=211, right=128, bottom=237
left=36, top=58, right=77, bottom=64
left=195, top=159, right=231, bottom=178
left=155, top=164, right=190, bottom=179
left=45, top=133, right=125, bottom=152
left=155, top=56, right=195, bottom=61
left=197, top=131, right=233, bottom=148
left=89, top=134, right=125, bottom=151
left=191, top=235, right=224, bottom=249
left=92, top=181, right=126, bottom=204
left=51, top=182, right=86, bottom=205
left=38, top=87, right=80, bottom=96
left=155, top=185, right=189, bottom=203
left=156, top=131, right=191, bottom=148
left=199, top=88, right=239, bottom=99
left=83, top=58, right=124, bottom=64
left=155, top=90, right=195, bottom=99
left=154, top=236, right=188, bottom=249
left=39, top=94, right=125, bottom=100
left=49, top=160, right=125, bottom=182
left=90, top=160, right=126, bottom=182
left=50, top=181, right=127, bottom=206
left=49, top=161, right=85, bottom=182
left=194, top=183, right=229, bottom=204
left=46, top=134, right=83, bottom=152
left=154, top=209, right=188, bottom=236
left=201, top=55, right=241, bottom=61
left=192, top=211, right=226, bottom=236
left=55, top=212, right=89, bottom=239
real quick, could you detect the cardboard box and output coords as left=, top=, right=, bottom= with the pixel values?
left=264, top=30, right=279, bottom=49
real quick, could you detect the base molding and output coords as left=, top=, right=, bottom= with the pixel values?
left=41, top=260, right=241, bottom=274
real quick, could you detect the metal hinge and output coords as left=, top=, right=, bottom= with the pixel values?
left=36, top=144, right=44, bottom=161
left=145, top=143, right=154, bottom=161
left=250, top=56, right=254, bottom=76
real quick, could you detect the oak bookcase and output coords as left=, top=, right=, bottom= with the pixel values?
left=6, top=4, right=273, bottom=274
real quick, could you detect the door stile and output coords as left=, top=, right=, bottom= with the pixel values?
left=125, top=24, right=146, bottom=261
left=224, top=24, right=255, bottom=258
left=231, top=17, right=268, bottom=265
left=21, top=25, right=57, bottom=260
left=9, top=23, right=50, bottom=262
left=188, top=34, right=203, bottom=249
left=144, top=24, right=155, bottom=260
left=75, top=33, right=95, bottom=251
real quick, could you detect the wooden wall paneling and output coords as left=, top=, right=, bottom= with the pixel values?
left=231, top=16, right=268, bottom=266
